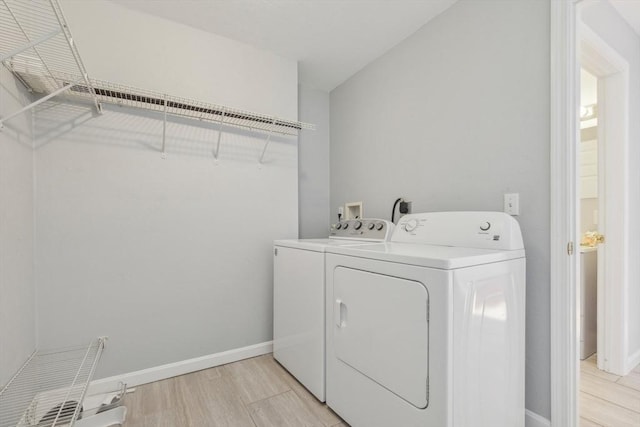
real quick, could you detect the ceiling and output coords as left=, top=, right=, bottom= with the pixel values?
left=106, top=0, right=640, bottom=92
left=109, top=0, right=458, bottom=92
left=610, top=0, right=640, bottom=36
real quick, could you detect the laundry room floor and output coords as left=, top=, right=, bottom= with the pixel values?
left=122, top=354, right=348, bottom=427
left=579, top=354, right=640, bottom=426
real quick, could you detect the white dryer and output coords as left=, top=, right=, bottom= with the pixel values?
left=273, top=219, right=394, bottom=401
left=325, top=212, right=526, bottom=427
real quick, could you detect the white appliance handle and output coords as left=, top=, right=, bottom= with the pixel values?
left=335, top=299, right=346, bottom=327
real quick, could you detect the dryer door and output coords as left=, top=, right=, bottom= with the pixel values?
left=333, top=267, right=429, bottom=409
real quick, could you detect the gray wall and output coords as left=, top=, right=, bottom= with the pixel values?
left=581, top=0, right=640, bottom=366
left=35, top=1, right=298, bottom=379
left=329, top=0, right=550, bottom=419
left=298, top=85, right=330, bottom=238
left=0, top=67, right=35, bottom=386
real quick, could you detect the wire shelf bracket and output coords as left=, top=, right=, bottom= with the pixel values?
left=161, top=93, right=167, bottom=157
left=259, top=118, right=277, bottom=164
left=213, top=109, right=226, bottom=159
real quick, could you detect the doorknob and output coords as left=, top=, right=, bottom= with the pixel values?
left=581, top=231, right=605, bottom=247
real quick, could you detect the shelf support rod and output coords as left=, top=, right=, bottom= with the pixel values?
left=0, top=80, right=76, bottom=130
left=49, top=0, right=102, bottom=114
left=213, top=109, right=226, bottom=159
left=162, top=93, right=167, bottom=154
left=0, top=29, right=62, bottom=63
left=259, top=118, right=277, bottom=164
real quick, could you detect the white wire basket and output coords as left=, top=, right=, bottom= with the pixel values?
left=0, top=338, right=106, bottom=427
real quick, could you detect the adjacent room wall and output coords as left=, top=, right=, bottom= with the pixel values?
left=0, top=66, right=35, bottom=386
left=581, top=0, right=640, bottom=369
left=329, top=0, right=550, bottom=420
left=298, top=85, right=330, bottom=238
left=35, top=1, right=298, bottom=378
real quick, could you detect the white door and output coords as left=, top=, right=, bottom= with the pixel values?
left=332, top=267, right=429, bottom=409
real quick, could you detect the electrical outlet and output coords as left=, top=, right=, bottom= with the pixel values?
left=399, top=201, right=412, bottom=214
left=504, top=193, right=520, bottom=216
left=338, top=206, right=344, bottom=216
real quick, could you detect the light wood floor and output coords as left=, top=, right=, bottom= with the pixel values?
left=580, top=354, right=640, bottom=427
left=121, top=352, right=640, bottom=427
left=122, top=354, right=348, bottom=427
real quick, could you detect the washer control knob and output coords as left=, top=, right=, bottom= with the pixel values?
left=335, top=223, right=342, bottom=230
left=480, top=222, right=491, bottom=231
left=404, top=219, right=419, bottom=232
left=342, top=223, right=349, bottom=230
left=367, top=223, right=375, bottom=230
left=376, top=222, right=384, bottom=231
left=354, top=221, right=363, bottom=230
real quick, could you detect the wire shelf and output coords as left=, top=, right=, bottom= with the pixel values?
left=0, top=338, right=106, bottom=427
left=0, top=0, right=99, bottom=109
left=66, top=78, right=315, bottom=136
left=0, top=0, right=314, bottom=154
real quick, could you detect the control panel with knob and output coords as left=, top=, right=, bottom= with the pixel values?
left=403, top=219, right=419, bottom=233
left=330, top=218, right=394, bottom=240
left=390, top=212, right=524, bottom=250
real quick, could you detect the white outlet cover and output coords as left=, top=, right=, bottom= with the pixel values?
left=504, top=193, right=520, bottom=216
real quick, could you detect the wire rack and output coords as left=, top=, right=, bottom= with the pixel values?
left=0, top=338, right=106, bottom=427
left=0, top=0, right=100, bottom=110
left=0, top=0, right=315, bottom=144
left=67, top=78, right=315, bottom=136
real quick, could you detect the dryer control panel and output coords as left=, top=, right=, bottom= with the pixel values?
left=330, top=219, right=394, bottom=241
left=393, top=211, right=524, bottom=250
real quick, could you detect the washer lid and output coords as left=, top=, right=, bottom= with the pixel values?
left=274, top=238, right=378, bottom=252
left=325, top=242, right=525, bottom=269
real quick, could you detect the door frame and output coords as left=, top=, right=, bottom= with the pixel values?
left=550, top=1, right=631, bottom=426
left=550, top=2, right=579, bottom=425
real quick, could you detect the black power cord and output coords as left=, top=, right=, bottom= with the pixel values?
left=391, top=198, right=403, bottom=224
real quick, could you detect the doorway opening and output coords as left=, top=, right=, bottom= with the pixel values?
left=578, top=20, right=629, bottom=377
left=550, top=2, right=637, bottom=426
left=576, top=17, right=635, bottom=427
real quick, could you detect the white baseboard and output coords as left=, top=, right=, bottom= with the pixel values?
left=88, top=341, right=273, bottom=394
left=627, top=348, right=640, bottom=374
left=526, top=409, right=551, bottom=427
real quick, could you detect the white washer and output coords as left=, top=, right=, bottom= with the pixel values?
left=273, top=218, right=394, bottom=401
left=325, top=212, right=526, bottom=427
